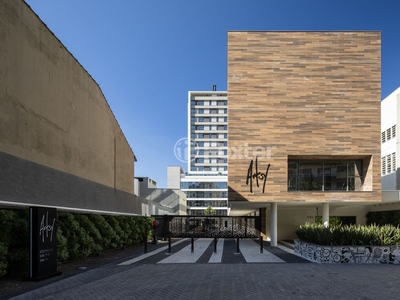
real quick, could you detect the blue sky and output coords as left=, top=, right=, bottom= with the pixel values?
left=24, top=0, right=400, bottom=187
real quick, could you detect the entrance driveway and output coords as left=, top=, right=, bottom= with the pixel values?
left=6, top=239, right=400, bottom=300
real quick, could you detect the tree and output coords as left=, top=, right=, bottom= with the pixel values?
left=204, top=205, right=216, bottom=216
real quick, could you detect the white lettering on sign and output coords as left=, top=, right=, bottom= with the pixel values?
left=39, top=212, right=55, bottom=243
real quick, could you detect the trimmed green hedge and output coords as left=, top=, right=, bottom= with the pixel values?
left=0, top=209, right=152, bottom=278
left=366, top=210, right=400, bottom=227
left=296, top=223, right=400, bottom=246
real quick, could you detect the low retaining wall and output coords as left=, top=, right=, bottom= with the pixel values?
left=294, top=240, right=400, bottom=264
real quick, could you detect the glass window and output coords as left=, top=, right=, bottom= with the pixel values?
left=288, top=160, right=363, bottom=192
left=288, top=162, right=298, bottom=190
left=348, top=161, right=363, bottom=191
left=393, top=152, right=396, bottom=171
left=324, top=162, right=347, bottom=191
left=382, top=157, right=386, bottom=175
left=298, top=161, right=323, bottom=191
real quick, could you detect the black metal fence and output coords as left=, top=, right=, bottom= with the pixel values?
left=152, top=215, right=261, bottom=239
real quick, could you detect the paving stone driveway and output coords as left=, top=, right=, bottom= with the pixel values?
left=5, top=239, right=400, bottom=300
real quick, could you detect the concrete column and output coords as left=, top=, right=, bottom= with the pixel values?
left=322, top=203, right=329, bottom=228
left=270, top=203, right=277, bottom=246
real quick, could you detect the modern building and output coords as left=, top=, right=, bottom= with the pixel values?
left=180, top=174, right=228, bottom=215
left=180, top=89, right=229, bottom=215
left=378, top=86, right=400, bottom=208
left=227, top=31, right=382, bottom=245
left=381, top=87, right=400, bottom=190
left=188, top=88, right=228, bottom=174
left=135, top=170, right=187, bottom=216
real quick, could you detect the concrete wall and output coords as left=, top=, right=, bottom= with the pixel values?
left=0, top=0, right=139, bottom=213
left=167, top=166, right=183, bottom=189
left=228, top=31, right=381, bottom=204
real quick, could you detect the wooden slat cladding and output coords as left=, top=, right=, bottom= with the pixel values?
left=227, top=31, right=381, bottom=203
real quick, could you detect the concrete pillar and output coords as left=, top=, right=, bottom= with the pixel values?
left=270, top=203, right=277, bottom=246
left=322, top=203, right=329, bottom=228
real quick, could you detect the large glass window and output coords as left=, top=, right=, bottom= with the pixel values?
left=288, top=160, right=363, bottom=191
left=181, top=182, right=228, bottom=189
left=186, top=191, right=228, bottom=198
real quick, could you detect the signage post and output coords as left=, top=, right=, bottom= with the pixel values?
left=29, top=207, right=62, bottom=281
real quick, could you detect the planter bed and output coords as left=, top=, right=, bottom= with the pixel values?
left=294, top=239, right=400, bottom=264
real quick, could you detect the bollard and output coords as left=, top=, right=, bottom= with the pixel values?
left=236, top=237, right=240, bottom=254
left=153, top=232, right=157, bottom=244
left=168, top=235, right=172, bottom=253
left=214, top=237, right=217, bottom=253
left=191, top=235, right=194, bottom=253
left=260, top=235, right=263, bottom=253
left=144, top=235, right=148, bottom=253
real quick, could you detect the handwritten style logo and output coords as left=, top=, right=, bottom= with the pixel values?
left=39, top=211, right=55, bottom=243
left=246, top=157, right=270, bottom=193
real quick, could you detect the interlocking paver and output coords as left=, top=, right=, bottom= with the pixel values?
left=5, top=239, right=400, bottom=299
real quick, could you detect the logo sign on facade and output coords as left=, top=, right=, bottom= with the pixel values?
left=29, top=207, right=61, bottom=280
left=246, top=157, right=270, bottom=193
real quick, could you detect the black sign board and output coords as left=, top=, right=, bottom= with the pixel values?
left=29, top=207, right=61, bottom=280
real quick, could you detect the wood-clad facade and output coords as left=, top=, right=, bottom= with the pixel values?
left=227, top=31, right=381, bottom=204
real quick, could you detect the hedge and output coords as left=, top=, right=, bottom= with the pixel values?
left=296, top=223, right=400, bottom=246
left=0, top=209, right=152, bottom=278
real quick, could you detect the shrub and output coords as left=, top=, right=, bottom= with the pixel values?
left=296, top=223, right=400, bottom=246
left=57, top=213, right=80, bottom=260
left=0, top=242, right=8, bottom=278
left=366, top=210, right=400, bottom=227
left=104, top=215, right=124, bottom=248
left=88, top=214, right=117, bottom=250
left=0, top=208, right=153, bottom=277
left=57, top=226, right=69, bottom=262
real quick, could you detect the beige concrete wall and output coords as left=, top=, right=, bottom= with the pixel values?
left=0, top=0, right=134, bottom=194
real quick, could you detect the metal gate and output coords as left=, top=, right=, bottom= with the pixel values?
left=152, top=215, right=261, bottom=238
